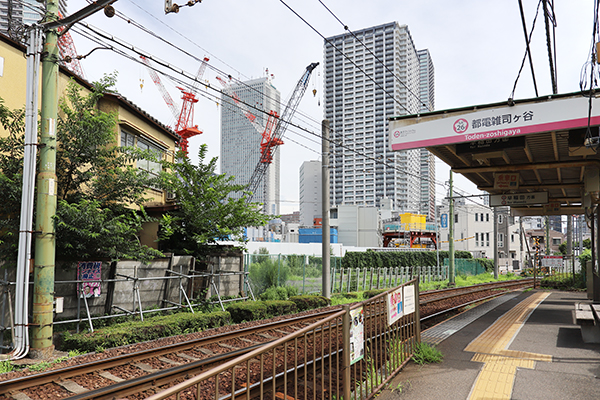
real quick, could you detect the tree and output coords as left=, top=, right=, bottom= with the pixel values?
left=0, top=75, right=162, bottom=265
left=0, top=99, right=25, bottom=265
left=157, top=145, right=270, bottom=256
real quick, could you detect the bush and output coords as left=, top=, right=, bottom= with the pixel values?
left=259, top=285, right=298, bottom=301
left=363, top=289, right=387, bottom=299
left=249, top=258, right=290, bottom=294
left=262, top=300, right=297, bottom=317
left=59, top=311, right=230, bottom=352
left=342, top=250, right=472, bottom=270
left=289, top=295, right=330, bottom=312
left=475, top=258, right=494, bottom=272
left=227, top=302, right=268, bottom=323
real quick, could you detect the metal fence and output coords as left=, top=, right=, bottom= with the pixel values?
left=146, top=279, right=421, bottom=400
left=332, top=266, right=448, bottom=293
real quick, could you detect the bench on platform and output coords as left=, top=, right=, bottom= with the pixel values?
left=573, top=302, right=600, bottom=343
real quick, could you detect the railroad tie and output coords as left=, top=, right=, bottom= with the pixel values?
left=196, top=347, right=215, bottom=355
left=56, top=379, right=88, bottom=394
left=218, top=343, right=240, bottom=350
left=134, top=362, right=160, bottom=373
left=258, top=333, right=279, bottom=340
left=99, top=370, right=125, bottom=382
left=158, top=356, right=183, bottom=366
left=176, top=352, right=201, bottom=361
left=9, top=391, right=34, bottom=400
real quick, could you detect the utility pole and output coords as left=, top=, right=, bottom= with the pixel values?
left=321, top=120, right=330, bottom=298
left=29, top=0, right=117, bottom=359
left=448, top=170, right=455, bottom=286
left=30, top=0, right=60, bottom=359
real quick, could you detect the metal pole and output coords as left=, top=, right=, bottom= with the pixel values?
left=342, top=305, right=351, bottom=399
left=31, top=1, right=60, bottom=358
left=322, top=120, right=331, bottom=298
left=448, top=170, right=455, bottom=285
left=493, top=207, right=499, bottom=279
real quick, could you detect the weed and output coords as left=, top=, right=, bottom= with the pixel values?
left=28, top=361, right=52, bottom=372
left=68, top=349, right=84, bottom=358
left=95, top=346, right=105, bottom=353
left=412, top=342, right=443, bottom=365
left=0, top=359, right=14, bottom=374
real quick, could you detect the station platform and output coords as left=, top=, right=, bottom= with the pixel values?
left=379, top=290, right=600, bottom=400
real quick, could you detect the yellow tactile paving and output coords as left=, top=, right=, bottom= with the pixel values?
left=466, top=291, right=552, bottom=400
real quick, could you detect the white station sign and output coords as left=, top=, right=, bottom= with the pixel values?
left=389, top=95, right=600, bottom=151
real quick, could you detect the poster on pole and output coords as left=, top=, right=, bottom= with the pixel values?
left=349, top=307, right=365, bottom=365
left=78, top=261, right=102, bottom=298
left=387, top=287, right=403, bottom=326
left=403, top=285, right=416, bottom=315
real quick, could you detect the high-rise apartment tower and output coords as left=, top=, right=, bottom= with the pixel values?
left=324, top=22, right=434, bottom=212
left=417, top=49, right=436, bottom=220
left=299, top=160, right=322, bottom=227
left=1, top=0, right=67, bottom=39
left=220, top=77, right=281, bottom=215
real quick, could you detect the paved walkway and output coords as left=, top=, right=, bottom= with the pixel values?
left=377, top=290, right=600, bottom=400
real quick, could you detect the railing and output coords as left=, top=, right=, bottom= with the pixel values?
left=146, top=279, right=421, bottom=400
left=332, top=266, right=448, bottom=293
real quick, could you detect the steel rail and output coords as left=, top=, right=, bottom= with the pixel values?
left=0, top=308, right=340, bottom=394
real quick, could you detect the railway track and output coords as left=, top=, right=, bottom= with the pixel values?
left=0, top=278, right=534, bottom=400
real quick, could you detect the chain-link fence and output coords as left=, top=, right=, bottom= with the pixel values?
left=443, top=258, right=489, bottom=276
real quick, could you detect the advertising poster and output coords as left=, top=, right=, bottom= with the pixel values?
left=387, top=287, right=403, bottom=326
left=403, top=285, right=416, bottom=315
left=78, top=261, right=102, bottom=298
left=349, top=307, right=364, bottom=365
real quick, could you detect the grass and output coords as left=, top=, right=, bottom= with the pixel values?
left=0, top=349, right=86, bottom=375
left=419, top=272, right=522, bottom=292
left=412, top=342, right=443, bottom=365
left=0, top=359, right=14, bottom=374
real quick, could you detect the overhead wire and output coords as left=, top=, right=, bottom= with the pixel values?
left=511, top=0, right=543, bottom=100
left=71, top=5, right=481, bottom=206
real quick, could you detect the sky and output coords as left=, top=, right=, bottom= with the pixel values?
left=66, top=0, right=596, bottom=214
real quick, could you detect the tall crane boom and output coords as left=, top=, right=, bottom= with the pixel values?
left=141, top=56, right=210, bottom=155
left=246, top=62, right=319, bottom=201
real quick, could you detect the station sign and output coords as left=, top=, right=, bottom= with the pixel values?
left=440, top=213, right=448, bottom=228
left=389, top=95, right=600, bottom=151
left=494, top=172, right=519, bottom=190
left=489, top=191, right=548, bottom=207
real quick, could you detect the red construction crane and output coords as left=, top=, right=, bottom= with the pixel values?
left=141, top=56, right=210, bottom=155
left=57, top=12, right=85, bottom=79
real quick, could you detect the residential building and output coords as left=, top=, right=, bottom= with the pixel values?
left=1, top=0, right=67, bottom=39
left=280, top=211, right=300, bottom=225
left=324, top=22, right=434, bottom=214
left=0, top=32, right=180, bottom=248
left=220, top=77, right=281, bottom=215
left=417, top=49, right=436, bottom=221
left=330, top=204, right=381, bottom=247
left=299, top=160, right=322, bottom=226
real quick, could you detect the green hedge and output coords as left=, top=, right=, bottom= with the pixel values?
left=342, top=250, right=472, bottom=269
left=289, top=295, right=330, bottom=311
left=363, top=289, right=387, bottom=299
left=475, top=258, right=494, bottom=272
left=59, top=311, right=230, bottom=352
left=227, top=302, right=268, bottom=323
left=262, top=300, right=297, bottom=317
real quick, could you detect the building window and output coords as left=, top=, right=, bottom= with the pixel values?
left=120, top=129, right=164, bottom=178
left=486, top=232, right=490, bottom=246
left=454, top=213, right=458, bottom=223
left=475, top=232, right=479, bottom=246
left=486, top=213, right=489, bottom=222
left=552, top=238, right=561, bottom=246
left=498, top=233, right=504, bottom=248
left=498, top=214, right=503, bottom=224
left=511, top=234, right=515, bottom=243
left=480, top=213, right=484, bottom=221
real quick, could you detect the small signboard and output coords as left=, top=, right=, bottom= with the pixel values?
left=542, top=256, right=563, bottom=269
left=543, top=202, right=561, bottom=213
left=349, top=307, right=365, bottom=365
left=455, top=136, right=526, bottom=155
left=387, top=287, right=403, bottom=326
left=440, top=213, right=448, bottom=229
left=494, top=172, right=519, bottom=190
left=403, top=285, right=416, bottom=315
left=78, top=261, right=101, bottom=298
left=489, top=191, right=548, bottom=207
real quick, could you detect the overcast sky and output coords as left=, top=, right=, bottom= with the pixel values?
left=68, top=0, right=596, bottom=213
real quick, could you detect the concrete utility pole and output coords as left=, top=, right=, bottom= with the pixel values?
left=321, top=120, right=331, bottom=298
left=30, top=0, right=118, bottom=359
left=448, top=170, right=455, bottom=285
left=31, top=0, right=60, bottom=359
